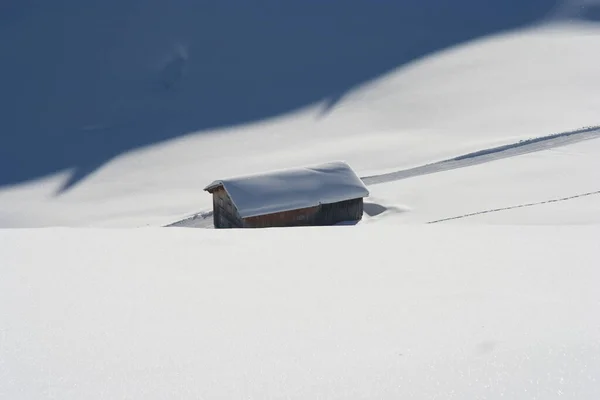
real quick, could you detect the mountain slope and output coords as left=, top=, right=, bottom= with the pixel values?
left=2, top=21, right=600, bottom=227
left=1, top=0, right=565, bottom=191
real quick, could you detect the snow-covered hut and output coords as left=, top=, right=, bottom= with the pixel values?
left=203, top=161, right=369, bottom=228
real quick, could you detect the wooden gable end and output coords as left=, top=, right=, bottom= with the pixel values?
left=211, top=186, right=243, bottom=228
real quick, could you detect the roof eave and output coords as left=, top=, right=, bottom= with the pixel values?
left=203, top=181, right=224, bottom=192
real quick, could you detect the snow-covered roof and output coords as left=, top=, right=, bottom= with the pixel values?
left=204, top=161, right=369, bottom=218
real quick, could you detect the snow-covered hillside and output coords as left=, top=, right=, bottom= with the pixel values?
left=1, top=2, right=600, bottom=227
left=0, top=0, right=564, bottom=190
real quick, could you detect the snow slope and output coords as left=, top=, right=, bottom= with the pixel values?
left=0, top=0, right=564, bottom=191
left=173, top=130, right=600, bottom=228
left=2, top=226, right=600, bottom=399
left=1, top=22, right=600, bottom=227
left=365, top=135, right=600, bottom=225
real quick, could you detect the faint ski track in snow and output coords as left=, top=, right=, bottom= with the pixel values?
left=427, top=189, right=600, bottom=224
left=361, top=126, right=600, bottom=186
left=166, top=126, right=600, bottom=228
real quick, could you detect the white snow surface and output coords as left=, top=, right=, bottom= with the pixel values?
left=364, top=137, right=600, bottom=225
left=204, top=161, right=369, bottom=218
left=1, top=226, right=600, bottom=399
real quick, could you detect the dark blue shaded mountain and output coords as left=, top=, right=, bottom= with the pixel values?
left=0, top=0, right=566, bottom=192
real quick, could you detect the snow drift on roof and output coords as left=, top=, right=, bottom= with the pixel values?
left=204, top=161, right=369, bottom=218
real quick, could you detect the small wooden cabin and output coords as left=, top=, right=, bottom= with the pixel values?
left=203, top=161, right=370, bottom=228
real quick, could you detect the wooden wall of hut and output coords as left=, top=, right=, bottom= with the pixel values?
left=243, top=206, right=320, bottom=228
left=212, top=187, right=243, bottom=228
left=211, top=187, right=364, bottom=229
left=314, top=198, right=363, bottom=226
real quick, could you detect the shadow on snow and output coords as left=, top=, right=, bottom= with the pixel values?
left=1, top=0, right=587, bottom=193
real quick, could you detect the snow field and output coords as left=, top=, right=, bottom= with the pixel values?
left=1, top=226, right=599, bottom=399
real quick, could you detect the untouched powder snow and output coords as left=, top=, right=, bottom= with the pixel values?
left=1, top=226, right=600, bottom=399
left=204, top=161, right=369, bottom=218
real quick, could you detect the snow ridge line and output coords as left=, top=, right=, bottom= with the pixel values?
left=165, top=210, right=214, bottom=228
left=427, top=190, right=600, bottom=224
left=361, top=125, right=600, bottom=186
